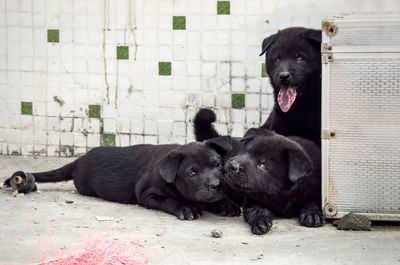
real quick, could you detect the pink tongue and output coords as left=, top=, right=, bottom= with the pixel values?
left=277, top=86, right=297, bottom=113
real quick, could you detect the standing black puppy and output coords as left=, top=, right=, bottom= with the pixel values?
left=3, top=138, right=240, bottom=220
left=260, top=27, right=321, bottom=145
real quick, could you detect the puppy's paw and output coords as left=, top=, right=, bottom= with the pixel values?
left=299, top=209, right=325, bottom=227
left=175, top=205, right=202, bottom=220
left=244, top=207, right=273, bottom=235
left=206, top=199, right=241, bottom=217
left=250, top=217, right=273, bottom=235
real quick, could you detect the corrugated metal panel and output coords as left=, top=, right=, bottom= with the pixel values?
left=322, top=14, right=400, bottom=220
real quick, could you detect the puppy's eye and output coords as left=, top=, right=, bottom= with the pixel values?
left=273, top=57, right=280, bottom=63
left=190, top=170, right=197, bottom=176
left=296, top=54, right=305, bottom=62
left=259, top=162, right=269, bottom=171
left=214, top=162, right=220, bottom=167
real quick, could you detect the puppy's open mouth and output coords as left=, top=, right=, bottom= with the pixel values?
left=277, top=86, right=298, bottom=113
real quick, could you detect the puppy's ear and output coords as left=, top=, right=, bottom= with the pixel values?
left=241, top=128, right=274, bottom=144
left=304, top=29, right=321, bottom=45
left=156, top=151, right=182, bottom=183
left=286, top=143, right=312, bottom=183
left=205, top=136, right=232, bottom=155
left=260, top=33, right=277, bottom=56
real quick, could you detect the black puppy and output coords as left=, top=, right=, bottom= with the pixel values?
left=3, top=138, right=240, bottom=220
left=227, top=128, right=325, bottom=234
left=194, top=109, right=324, bottom=234
left=260, top=27, right=321, bottom=145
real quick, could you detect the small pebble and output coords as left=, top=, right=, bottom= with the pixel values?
left=36, top=190, right=42, bottom=194
left=95, top=216, right=115, bottom=221
left=66, top=200, right=74, bottom=204
left=211, top=229, right=223, bottom=238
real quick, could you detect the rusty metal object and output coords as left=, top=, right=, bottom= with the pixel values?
left=322, top=53, right=333, bottom=64
left=10, top=171, right=37, bottom=194
left=321, top=130, right=336, bottom=139
left=322, top=21, right=338, bottom=37
left=324, top=202, right=338, bottom=218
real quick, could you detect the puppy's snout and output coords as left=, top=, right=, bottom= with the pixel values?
left=228, top=160, right=244, bottom=173
left=279, top=71, right=292, bottom=82
left=210, top=179, right=220, bottom=190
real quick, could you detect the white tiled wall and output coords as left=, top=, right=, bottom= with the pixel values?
left=0, top=0, right=399, bottom=156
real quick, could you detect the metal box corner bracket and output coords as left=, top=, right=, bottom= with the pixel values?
left=321, top=14, right=400, bottom=221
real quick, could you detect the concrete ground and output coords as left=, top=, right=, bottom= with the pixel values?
left=0, top=155, right=399, bottom=265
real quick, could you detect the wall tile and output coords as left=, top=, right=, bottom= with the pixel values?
left=3, top=0, right=395, bottom=156
left=173, top=16, right=186, bottom=30
left=47, top=29, right=59, bottom=43
left=103, top=133, right=116, bottom=146
left=217, top=1, right=231, bottom=15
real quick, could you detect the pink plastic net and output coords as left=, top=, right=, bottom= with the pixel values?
left=26, top=223, right=149, bottom=265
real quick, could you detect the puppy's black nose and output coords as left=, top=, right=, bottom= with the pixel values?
left=210, top=179, right=220, bottom=189
left=229, top=160, right=243, bottom=173
left=279, top=72, right=291, bottom=82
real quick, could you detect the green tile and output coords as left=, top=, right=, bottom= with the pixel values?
left=88, top=104, right=101, bottom=118
left=173, top=16, right=186, bottom=30
left=159, top=62, right=171, bottom=76
left=217, top=1, right=230, bottom=15
left=47, top=29, right=59, bottom=43
left=262, top=63, right=268, bottom=78
left=117, top=46, right=129, bottom=60
left=103, top=134, right=116, bottom=146
left=232, top=94, right=245, bottom=109
left=21, top=102, right=32, bottom=115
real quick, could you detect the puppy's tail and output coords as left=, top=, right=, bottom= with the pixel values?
left=3, top=161, right=77, bottom=188
left=193, top=108, right=220, bottom=141
left=32, top=161, right=76, bottom=182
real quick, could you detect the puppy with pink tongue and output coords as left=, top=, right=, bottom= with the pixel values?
left=259, top=27, right=322, bottom=145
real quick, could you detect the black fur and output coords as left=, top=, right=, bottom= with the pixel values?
left=260, top=27, right=322, bottom=145
left=193, top=108, right=219, bottom=142
left=3, top=138, right=241, bottom=220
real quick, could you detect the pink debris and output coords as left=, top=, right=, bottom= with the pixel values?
left=37, top=233, right=148, bottom=265
left=26, top=223, right=148, bottom=265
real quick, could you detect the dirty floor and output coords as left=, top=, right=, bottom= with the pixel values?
left=1, top=155, right=399, bottom=265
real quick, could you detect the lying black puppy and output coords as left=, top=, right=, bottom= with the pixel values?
left=3, top=137, right=240, bottom=220
left=194, top=109, right=325, bottom=234
left=260, top=27, right=321, bottom=145
left=228, top=128, right=325, bottom=234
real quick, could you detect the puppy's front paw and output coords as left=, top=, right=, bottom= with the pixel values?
left=250, top=216, right=272, bottom=235
left=244, top=207, right=273, bottom=235
left=299, top=209, right=325, bottom=227
left=175, top=205, right=202, bottom=220
left=206, top=199, right=241, bottom=217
